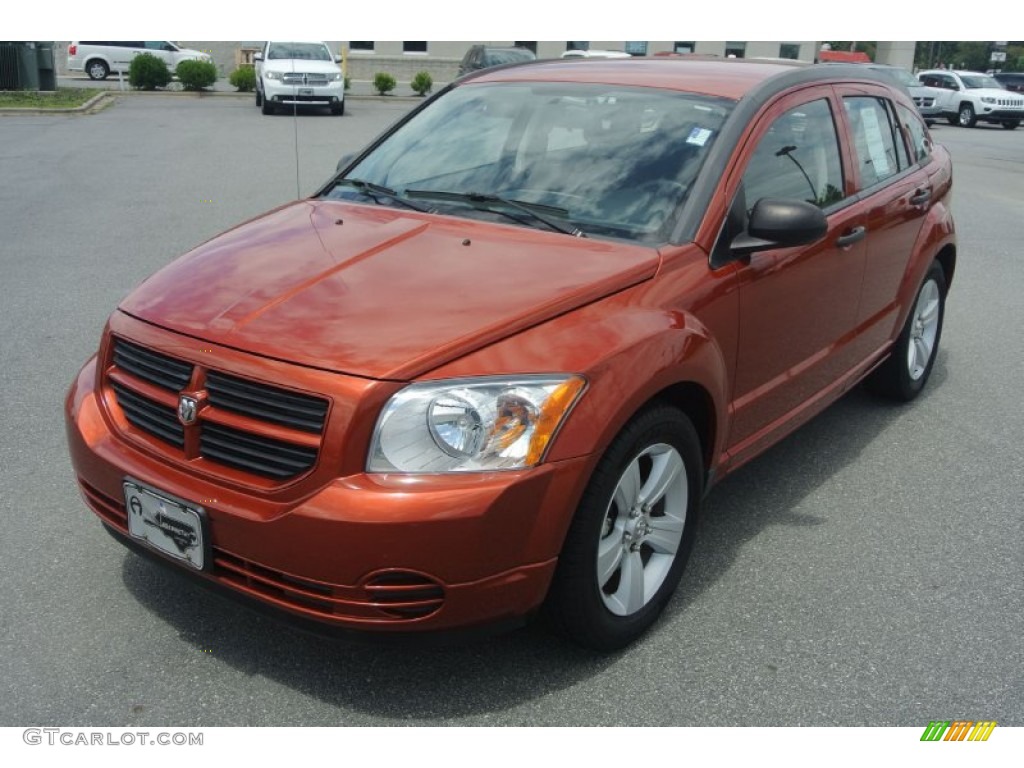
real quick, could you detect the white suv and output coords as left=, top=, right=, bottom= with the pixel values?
left=67, top=41, right=211, bottom=81
left=255, top=41, right=345, bottom=116
left=918, top=69, right=1024, bottom=129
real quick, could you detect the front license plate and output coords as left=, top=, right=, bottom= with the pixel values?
left=299, top=88, right=313, bottom=96
left=123, top=480, right=207, bottom=570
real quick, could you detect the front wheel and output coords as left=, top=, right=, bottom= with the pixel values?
left=1002, top=120, right=1019, bottom=130
left=255, top=87, right=262, bottom=107
left=331, top=100, right=345, bottom=116
left=261, top=94, right=274, bottom=115
left=866, top=261, right=946, bottom=401
left=545, top=406, right=703, bottom=650
left=958, top=103, right=977, bottom=127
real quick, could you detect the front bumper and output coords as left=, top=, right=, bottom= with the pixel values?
left=263, top=78, right=344, bottom=106
left=66, top=351, right=593, bottom=634
left=978, top=107, right=1024, bottom=121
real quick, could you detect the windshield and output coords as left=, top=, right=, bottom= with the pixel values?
left=268, top=43, right=331, bottom=61
left=961, top=74, right=1003, bottom=89
left=325, top=82, right=733, bottom=242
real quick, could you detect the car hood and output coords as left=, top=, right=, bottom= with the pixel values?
left=261, top=60, right=340, bottom=74
left=119, top=201, right=659, bottom=380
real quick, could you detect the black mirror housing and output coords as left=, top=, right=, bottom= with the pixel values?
left=731, top=198, right=828, bottom=255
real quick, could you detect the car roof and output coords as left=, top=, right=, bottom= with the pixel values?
left=469, top=58, right=890, bottom=101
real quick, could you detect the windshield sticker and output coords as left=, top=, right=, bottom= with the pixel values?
left=686, top=127, right=713, bottom=146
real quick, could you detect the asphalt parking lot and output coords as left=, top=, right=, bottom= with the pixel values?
left=1, top=95, right=1021, bottom=726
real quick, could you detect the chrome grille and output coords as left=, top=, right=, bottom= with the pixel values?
left=282, top=72, right=329, bottom=86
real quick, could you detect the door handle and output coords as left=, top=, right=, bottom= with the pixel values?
left=910, top=188, right=932, bottom=206
left=836, top=226, right=866, bottom=248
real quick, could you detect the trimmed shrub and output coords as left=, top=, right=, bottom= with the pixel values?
left=344, top=75, right=351, bottom=91
left=229, top=64, right=256, bottom=92
left=176, top=59, right=218, bottom=91
left=129, top=53, right=171, bottom=90
left=373, top=72, right=396, bottom=96
left=411, top=71, right=433, bottom=96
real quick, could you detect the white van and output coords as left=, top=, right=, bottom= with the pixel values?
left=67, top=41, right=212, bottom=80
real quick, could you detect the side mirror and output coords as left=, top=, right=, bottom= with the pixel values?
left=334, top=55, right=343, bottom=64
left=731, top=198, right=827, bottom=255
left=253, top=52, right=263, bottom=62
left=336, top=152, right=355, bottom=172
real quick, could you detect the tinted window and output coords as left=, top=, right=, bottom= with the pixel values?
left=896, top=104, right=932, bottom=163
left=742, top=99, right=845, bottom=210
left=843, top=97, right=904, bottom=188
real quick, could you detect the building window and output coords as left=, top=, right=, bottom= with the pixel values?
left=673, top=42, right=695, bottom=54
left=349, top=41, right=374, bottom=53
left=514, top=41, right=537, bottom=53
left=567, top=41, right=589, bottom=52
left=725, top=41, right=746, bottom=58
left=779, top=43, right=801, bottom=60
left=624, top=41, right=648, bottom=56
left=403, top=42, right=427, bottom=54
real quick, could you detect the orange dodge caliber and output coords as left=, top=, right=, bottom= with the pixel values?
left=66, top=59, right=955, bottom=649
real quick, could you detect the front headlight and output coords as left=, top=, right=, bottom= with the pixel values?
left=368, top=376, right=586, bottom=473
left=326, top=72, right=342, bottom=82
left=981, top=96, right=996, bottom=104
left=264, top=70, right=283, bottom=81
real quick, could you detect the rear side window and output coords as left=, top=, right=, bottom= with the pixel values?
left=895, top=104, right=932, bottom=164
left=843, top=97, right=905, bottom=188
left=742, top=98, right=845, bottom=210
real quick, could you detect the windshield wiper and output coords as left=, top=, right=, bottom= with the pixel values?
left=333, top=178, right=434, bottom=214
left=405, top=189, right=585, bottom=237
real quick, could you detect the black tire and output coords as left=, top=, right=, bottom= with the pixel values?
left=331, top=100, right=345, bottom=116
left=1002, top=120, right=1019, bottom=130
left=255, top=87, right=262, bottom=107
left=545, top=405, right=703, bottom=650
left=86, top=59, right=109, bottom=81
left=865, top=261, right=946, bottom=401
left=958, top=102, right=977, bottom=128
left=261, top=95, right=274, bottom=116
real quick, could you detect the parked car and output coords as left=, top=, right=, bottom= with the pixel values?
left=67, top=41, right=212, bottom=81
left=255, top=41, right=345, bottom=116
left=859, top=63, right=942, bottom=124
left=66, top=59, right=955, bottom=650
left=917, top=69, right=1024, bottom=128
left=457, top=45, right=535, bottom=77
left=993, top=71, right=1024, bottom=94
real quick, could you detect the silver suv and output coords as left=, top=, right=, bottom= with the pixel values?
left=918, top=69, right=1024, bottom=129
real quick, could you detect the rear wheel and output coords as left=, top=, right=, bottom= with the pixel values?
left=545, top=406, right=703, bottom=650
left=86, top=59, right=109, bottom=81
left=866, top=261, right=946, bottom=401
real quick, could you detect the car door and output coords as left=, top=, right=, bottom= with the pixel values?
left=721, top=87, right=867, bottom=454
left=110, top=42, right=143, bottom=72
left=835, top=86, right=932, bottom=357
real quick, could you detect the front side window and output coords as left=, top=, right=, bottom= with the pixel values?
left=742, top=98, right=845, bottom=210
left=843, top=96, right=904, bottom=188
left=328, top=83, right=734, bottom=243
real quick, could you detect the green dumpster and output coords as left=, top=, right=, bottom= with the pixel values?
left=36, top=42, right=56, bottom=90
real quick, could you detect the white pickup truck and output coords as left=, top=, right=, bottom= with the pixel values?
left=255, top=41, right=345, bottom=116
left=917, top=69, right=1024, bottom=129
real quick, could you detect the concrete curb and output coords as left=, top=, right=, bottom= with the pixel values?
left=0, top=91, right=114, bottom=116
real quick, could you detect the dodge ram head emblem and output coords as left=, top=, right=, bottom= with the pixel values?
left=178, top=395, right=198, bottom=426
